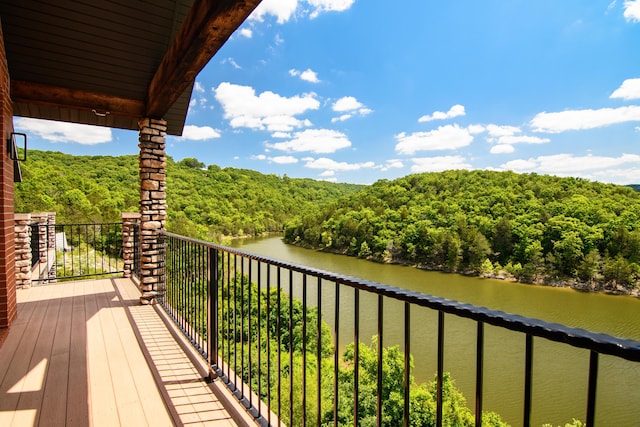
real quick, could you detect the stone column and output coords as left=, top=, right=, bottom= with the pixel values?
left=14, top=213, right=31, bottom=289
left=138, top=118, right=167, bottom=304
left=122, top=212, right=141, bottom=279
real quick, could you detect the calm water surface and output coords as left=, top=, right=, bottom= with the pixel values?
left=230, top=236, right=640, bottom=426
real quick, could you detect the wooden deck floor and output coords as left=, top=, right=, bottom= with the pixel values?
left=0, top=278, right=252, bottom=427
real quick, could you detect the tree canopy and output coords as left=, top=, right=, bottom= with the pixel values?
left=283, top=170, right=640, bottom=292
left=14, top=150, right=362, bottom=241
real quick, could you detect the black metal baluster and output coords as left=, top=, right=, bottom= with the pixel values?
left=257, top=261, right=262, bottom=418
left=377, top=294, right=383, bottom=427
left=220, top=246, right=225, bottom=379
left=240, top=256, right=246, bottom=401
left=234, top=253, right=238, bottom=391
left=277, top=266, right=282, bottom=426
left=524, top=333, right=533, bottom=427
left=302, top=274, right=307, bottom=427
left=267, top=264, right=272, bottom=425
left=248, top=260, right=253, bottom=411
left=476, top=322, right=484, bottom=427
left=180, top=239, right=185, bottom=334
left=586, top=351, right=599, bottom=427
left=403, top=302, right=410, bottom=427
left=209, top=248, right=218, bottom=374
left=317, top=276, right=322, bottom=427
left=354, top=288, right=359, bottom=427
left=334, top=282, right=340, bottom=427
left=437, top=311, right=445, bottom=427
left=289, top=270, right=294, bottom=427
left=227, top=252, right=232, bottom=382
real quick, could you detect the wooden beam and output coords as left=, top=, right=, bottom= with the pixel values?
left=145, top=0, right=262, bottom=118
left=10, top=80, right=144, bottom=118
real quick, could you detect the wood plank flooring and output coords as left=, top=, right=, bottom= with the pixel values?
left=0, top=278, right=247, bottom=427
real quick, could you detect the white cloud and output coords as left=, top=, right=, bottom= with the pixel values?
left=331, top=114, right=352, bottom=123
left=194, top=82, right=205, bottom=93
left=333, top=96, right=363, bottom=112
left=496, top=135, right=550, bottom=145
left=267, top=129, right=351, bottom=153
left=530, top=106, right=640, bottom=133
left=253, top=154, right=299, bottom=164
left=14, top=118, right=112, bottom=145
left=222, top=58, right=242, bottom=69
left=250, top=0, right=355, bottom=23
left=486, top=124, right=520, bottom=137
left=239, top=28, right=253, bottom=38
left=377, top=159, right=404, bottom=171
left=395, top=124, right=475, bottom=154
left=490, top=144, right=516, bottom=154
left=289, top=68, right=320, bottom=83
left=214, top=82, right=320, bottom=132
left=331, top=96, right=372, bottom=121
left=410, top=156, right=472, bottom=173
left=592, top=167, right=640, bottom=184
left=319, top=170, right=335, bottom=177
left=483, top=124, right=549, bottom=147
left=304, top=157, right=375, bottom=171
left=624, top=0, right=640, bottom=22
left=610, top=78, right=640, bottom=100
left=467, top=124, right=486, bottom=134
left=180, top=125, right=221, bottom=140
left=501, top=153, right=640, bottom=183
left=271, top=131, right=292, bottom=138
left=418, top=104, right=465, bottom=123
left=308, top=0, right=356, bottom=18
left=251, top=0, right=299, bottom=23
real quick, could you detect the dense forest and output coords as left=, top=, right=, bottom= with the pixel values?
left=283, top=170, right=640, bottom=293
left=16, top=150, right=640, bottom=293
left=14, top=150, right=362, bottom=241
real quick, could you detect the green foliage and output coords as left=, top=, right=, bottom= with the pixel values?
left=15, top=150, right=361, bottom=241
left=284, top=170, right=640, bottom=292
left=178, top=157, right=205, bottom=169
left=209, top=270, right=510, bottom=426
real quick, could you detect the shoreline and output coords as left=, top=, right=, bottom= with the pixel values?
left=285, top=239, right=640, bottom=298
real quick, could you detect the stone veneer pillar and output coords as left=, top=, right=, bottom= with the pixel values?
left=121, top=212, right=141, bottom=279
left=14, top=214, right=31, bottom=289
left=138, top=118, right=167, bottom=304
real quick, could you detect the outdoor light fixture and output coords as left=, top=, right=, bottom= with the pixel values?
left=7, top=132, right=26, bottom=161
left=7, top=132, right=26, bottom=183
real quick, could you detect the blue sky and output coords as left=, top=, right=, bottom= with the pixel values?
left=15, top=0, right=640, bottom=185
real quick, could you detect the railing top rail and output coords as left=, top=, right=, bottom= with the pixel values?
left=54, top=222, right=124, bottom=227
left=162, top=231, right=640, bottom=362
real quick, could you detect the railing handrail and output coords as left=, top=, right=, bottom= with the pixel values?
left=161, top=231, right=640, bottom=363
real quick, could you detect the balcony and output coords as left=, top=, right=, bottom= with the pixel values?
left=3, top=219, right=640, bottom=426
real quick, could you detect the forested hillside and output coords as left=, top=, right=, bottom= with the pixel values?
left=15, top=150, right=362, bottom=241
left=284, top=170, right=640, bottom=292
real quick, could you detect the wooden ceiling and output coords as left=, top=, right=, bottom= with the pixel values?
left=0, top=0, right=262, bottom=136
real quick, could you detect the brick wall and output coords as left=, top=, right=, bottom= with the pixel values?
left=0, top=21, right=16, bottom=344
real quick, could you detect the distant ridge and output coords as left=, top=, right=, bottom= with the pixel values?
left=629, top=184, right=640, bottom=192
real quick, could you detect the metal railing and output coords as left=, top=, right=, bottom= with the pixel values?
left=159, top=232, right=640, bottom=427
left=30, top=222, right=126, bottom=283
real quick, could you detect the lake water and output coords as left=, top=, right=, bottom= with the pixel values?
left=230, top=236, right=640, bottom=426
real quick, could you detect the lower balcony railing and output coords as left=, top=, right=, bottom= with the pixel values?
left=30, top=222, right=132, bottom=283
left=159, top=231, right=640, bottom=427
